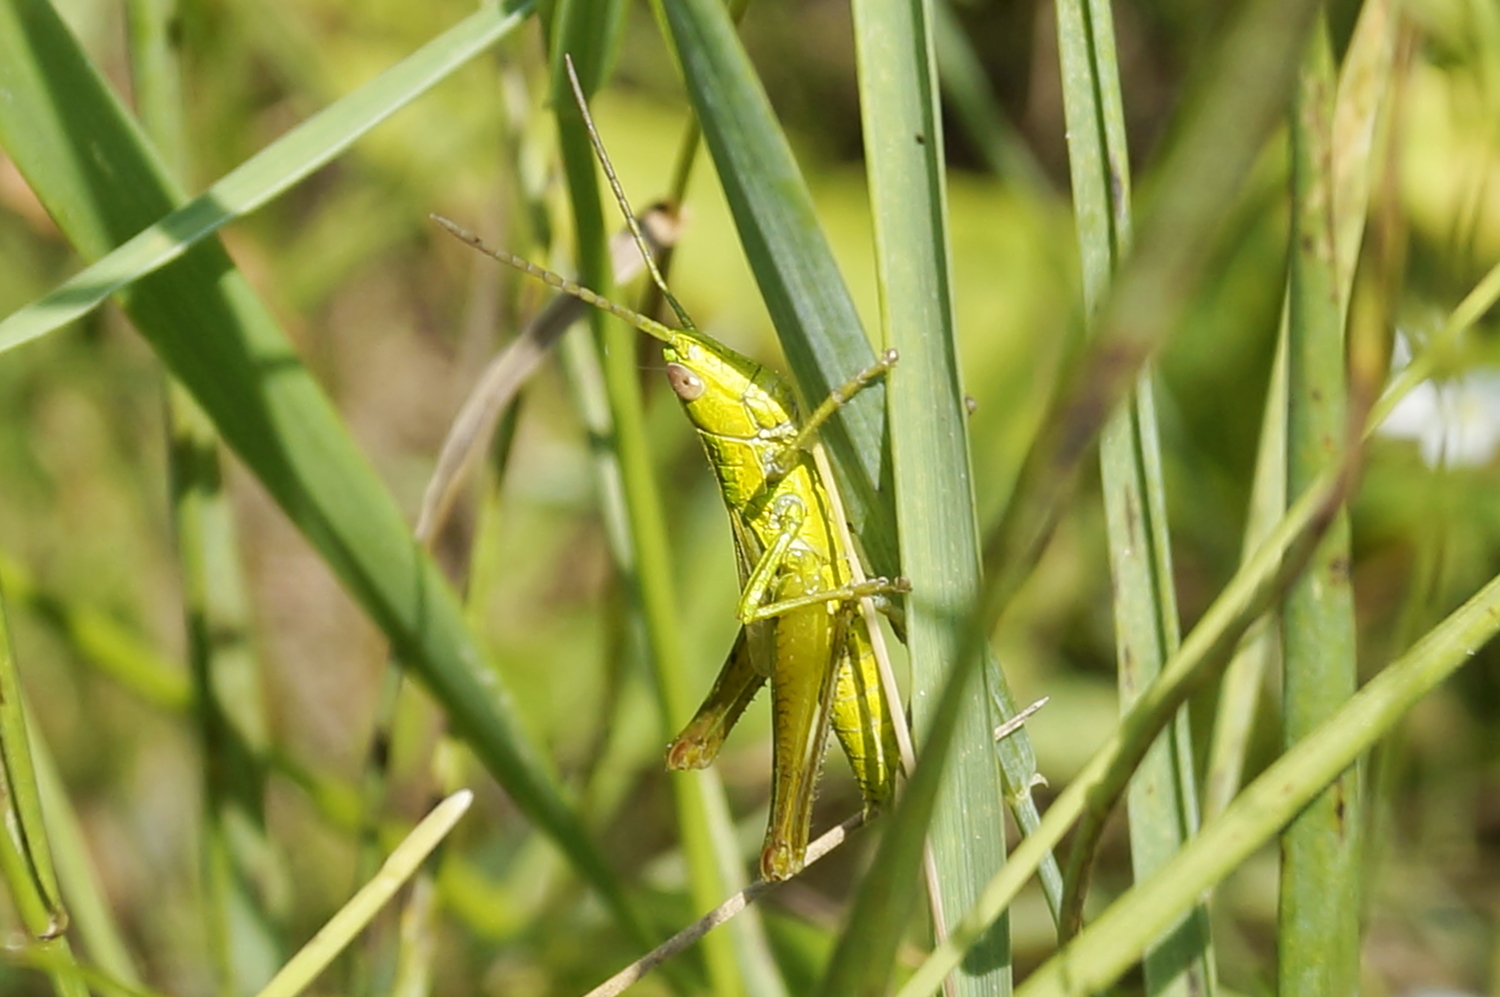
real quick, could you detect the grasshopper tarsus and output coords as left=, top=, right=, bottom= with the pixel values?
left=665, top=740, right=713, bottom=771
left=760, top=842, right=803, bottom=882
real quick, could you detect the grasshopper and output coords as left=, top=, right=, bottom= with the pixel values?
left=435, top=62, right=905, bottom=881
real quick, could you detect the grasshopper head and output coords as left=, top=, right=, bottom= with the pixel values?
left=663, top=336, right=799, bottom=443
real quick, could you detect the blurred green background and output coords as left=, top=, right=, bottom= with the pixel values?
left=2, top=0, right=1499, bottom=994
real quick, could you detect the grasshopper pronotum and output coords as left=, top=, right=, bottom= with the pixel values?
left=435, top=58, right=905, bottom=881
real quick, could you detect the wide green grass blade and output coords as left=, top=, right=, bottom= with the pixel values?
left=652, top=0, right=897, bottom=576
left=0, top=0, right=647, bottom=944
left=821, top=0, right=1017, bottom=994
left=0, top=0, right=534, bottom=355
left=1277, top=20, right=1361, bottom=997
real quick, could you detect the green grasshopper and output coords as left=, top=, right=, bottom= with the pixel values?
left=435, top=65, right=905, bottom=881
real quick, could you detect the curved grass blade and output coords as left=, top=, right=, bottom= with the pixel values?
left=0, top=593, right=88, bottom=997
left=31, top=728, right=144, bottom=992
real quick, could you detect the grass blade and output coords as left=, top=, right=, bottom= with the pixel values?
left=1014, top=566, right=1500, bottom=996
left=1053, top=0, right=1212, bottom=990
left=1277, top=20, right=1361, bottom=996
left=822, top=0, right=1014, bottom=994
left=0, top=592, right=87, bottom=997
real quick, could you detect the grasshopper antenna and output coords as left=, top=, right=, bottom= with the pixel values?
left=563, top=54, right=696, bottom=335
left=429, top=214, right=683, bottom=349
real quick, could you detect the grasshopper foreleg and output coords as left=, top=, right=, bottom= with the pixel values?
left=775, top=349, right=899, bottom=475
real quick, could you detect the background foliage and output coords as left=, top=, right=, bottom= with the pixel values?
left=1, top=0, right=1499, bottom=994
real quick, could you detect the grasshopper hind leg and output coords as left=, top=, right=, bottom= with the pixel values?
left=667, top=627, right=767, bottom=771
left=760, top=587, right=842, bottom=881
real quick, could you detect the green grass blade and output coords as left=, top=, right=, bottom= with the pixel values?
left=0, top=602, right=64, bottom=934
left=31, top=717, right=144, bottom=991
left=1053, top=0, right=1212, bottom=989
left=250, top=792, right=472, bottom=997
left=1331, top=0, right=1398, bottom=304
left=0, top=593, right=88, bottom=997
left=897, top=457, right=1351, bottom=997
left=652, top=0, right=897, bottom=576
left=1013, top=567, right=1500, bottom=996
left=0, top=0, right=534, bottom=354
left=1204, top=321, right=1287, bottom=822
left=545, top=18, right=756, bottom=996
left=821, top=0, right=1013, bottom=994
left=0, top=0, right=646, bottom=943
left=128, top=0, right=285, bottom=984
left=1277, top=21, right=1361, bottom=997
left=978, top=0, right=1327, bottom=629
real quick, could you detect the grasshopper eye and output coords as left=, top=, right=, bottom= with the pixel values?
left=666, top=363, right=705, bottom=401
